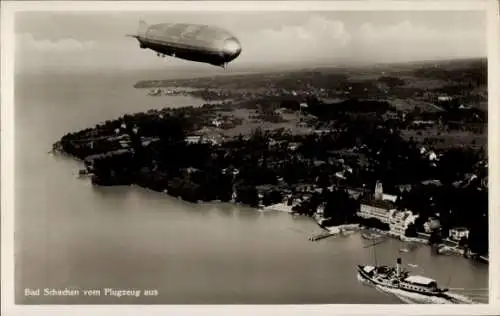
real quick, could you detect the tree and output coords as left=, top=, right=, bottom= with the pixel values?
left=428, top=229, right=443, bottom=245
left=468, top=216, right=488, bottom=255
left=458, top=236, right=469, bottom=247
left=405, top=222, right=418, bottom=237
left=323, top=189, right=357, bottom=224
left=235, top=185, right=259, bottom=208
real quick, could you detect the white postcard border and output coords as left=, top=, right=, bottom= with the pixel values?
left=2, top=1, right=499, bottom=315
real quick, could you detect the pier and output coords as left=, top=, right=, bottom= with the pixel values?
left=308, top=231, right=335, bottom=242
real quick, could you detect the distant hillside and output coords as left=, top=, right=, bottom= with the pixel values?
left=134, top=57, right=487, bottom=92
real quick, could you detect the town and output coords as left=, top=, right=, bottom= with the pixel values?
left=53, top=58, right=488, bottom=263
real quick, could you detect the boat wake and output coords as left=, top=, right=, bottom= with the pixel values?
left=357, top=273, right=476, bottom=304
left=378, top=283, right=475, bottom=304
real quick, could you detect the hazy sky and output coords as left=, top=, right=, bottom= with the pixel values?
left=15, top=11, right=487, bottom=73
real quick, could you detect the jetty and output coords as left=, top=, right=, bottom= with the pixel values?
left=308, top=230, right=336, bottom=242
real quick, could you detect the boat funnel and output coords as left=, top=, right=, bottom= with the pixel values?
left=396, top=257, right=402, bottom=277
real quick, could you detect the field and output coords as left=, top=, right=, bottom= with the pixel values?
left=401, top=129, right=486, bottom=150
left=137, top=58, right=488, bottom=150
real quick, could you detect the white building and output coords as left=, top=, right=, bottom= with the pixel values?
left=185, top=136, right=201, bottom=144
left=428, top=151, right=438, bottom=161
left=201, top=134, right=222, bottom=146
left=388, top=210, right=419, bottom=238
left=449, top=227, right=469, bottom=241
left=438, top=95, right=452, bottom=102
left=382, top=193, right=398, bottom=203
left=288, top=142, right=300, bottom=151
left=357, top=181, right=417, bottom=238
left=212, top=119, right=223, bottom=127
left=357, top=181, right=398, bottom=223
left=357, top=200, right=395, bottom=223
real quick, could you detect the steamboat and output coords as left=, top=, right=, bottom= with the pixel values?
left=357, top=258, right=471, bottom=303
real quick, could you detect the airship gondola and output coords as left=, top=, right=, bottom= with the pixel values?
left=127, top=20, right=242, bottom=68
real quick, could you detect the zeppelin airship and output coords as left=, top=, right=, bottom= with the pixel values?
left=127, top=20, right=242, bottom=68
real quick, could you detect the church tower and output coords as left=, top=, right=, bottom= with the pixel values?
left=374, top=181, right=383, bottom=200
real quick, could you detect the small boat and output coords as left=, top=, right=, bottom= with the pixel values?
left=361, top=231, right=381, bottom=240
left=342, top=229, right=356, bottom=236
left=437, top=245, right=455, bottom=255
left=148, top=88, right=163, bottom=96
left=75, top=169, right=92, bottom=178
left=399, top=248, right=410, bottom=253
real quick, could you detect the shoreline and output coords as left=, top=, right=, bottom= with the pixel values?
left=59, top=149, right=487, bottom=266
left=60, top=163, right=485, bottom=263
left=52, top=116, right=487, bottom=264
left=52, top=60, right=488, bottom=263
left=53, top=127, right=487, bottom=263
left=67, top=167, right=361, bottom=238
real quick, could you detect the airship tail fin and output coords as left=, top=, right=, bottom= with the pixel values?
left=137, top=19, right=149, bottom=37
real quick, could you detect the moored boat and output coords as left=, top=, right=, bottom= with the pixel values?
left=361, top=230, right=382, bottom=240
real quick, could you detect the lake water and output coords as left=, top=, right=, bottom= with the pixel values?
left=14, top=72, right=489, bottom=304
